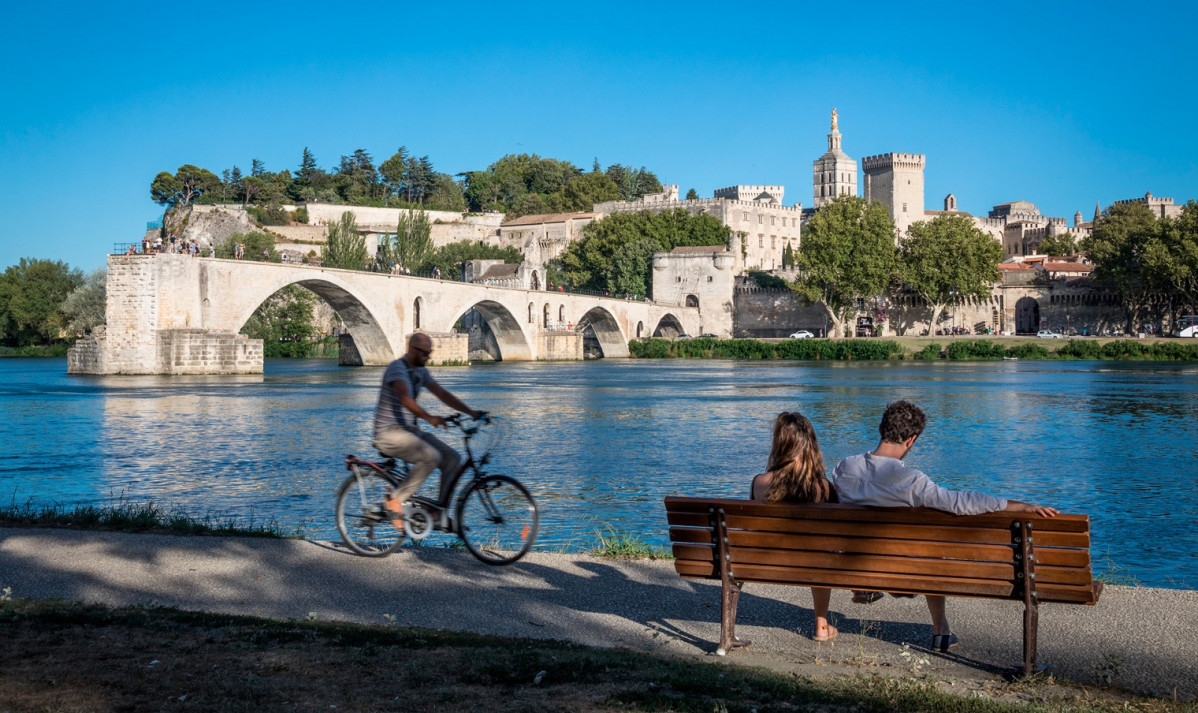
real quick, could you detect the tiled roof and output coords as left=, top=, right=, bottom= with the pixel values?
left=1043, top=262, right=1093, bottom=272
left=477, top=263, right=520, bottom=279
left=998, top=263, right=1037, bottom=272
left=670, top=245, right=727, bottom=254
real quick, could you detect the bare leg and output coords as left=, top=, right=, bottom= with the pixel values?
left=812, top=587, right=836, bottom=640
left=926, top=595, right=950, bottom=636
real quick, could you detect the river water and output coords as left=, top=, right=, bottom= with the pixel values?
left=1, top=357, right=1195, bottom=588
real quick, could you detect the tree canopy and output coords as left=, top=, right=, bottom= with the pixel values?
left=324, top=213, right=368, bottom=270
left=899, top=214, right=1002, bottom=333
left=0, top=258, right=85, bottom=346
left=560, top=209, right=728, bottom=298
left=60, top=268, right=106, bottom=337
left=1037, top=232, right=1079, bottom=256
left=791, top=196, right=898, bottom=337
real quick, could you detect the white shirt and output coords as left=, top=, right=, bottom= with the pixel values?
left=831, top=452, right=1007, bottom=516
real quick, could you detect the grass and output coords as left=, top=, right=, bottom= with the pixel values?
left=588, top=526, right=674, bottom=560
left=0, top=495, right=293, bottom=538
left=0, top=598, right=1190, bottom=712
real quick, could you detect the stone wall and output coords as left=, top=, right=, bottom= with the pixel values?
left=538, top=332, right=584, bottom=360
left=156, top=329, right=262, bottom=374
left=652, top=248, right=738, bottom=336
left=732, top=287, right=828, bottom=338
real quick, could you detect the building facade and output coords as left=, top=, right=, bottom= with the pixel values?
left=862, top=152, right=927, bottom=236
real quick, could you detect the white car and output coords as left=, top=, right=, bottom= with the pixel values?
left=788, top=330, right=814, bottom=339
left=1036, top=329, right=1063, bottom=339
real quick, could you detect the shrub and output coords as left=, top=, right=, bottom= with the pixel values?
left=912, top=343, right=942, bottom=360
left=247, top=205, right=289, bottom=226
left=945, top=340, right=1006, bottom=360
left=1005, top=343, right=1049, bottom=360
left=293, top=206, right=309, bottom=224
left=1054, top=339, right=1103, bottom=360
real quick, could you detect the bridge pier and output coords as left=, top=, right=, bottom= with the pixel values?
left=68, top=326, right=262, bottom=375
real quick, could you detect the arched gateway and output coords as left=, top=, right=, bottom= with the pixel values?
left=68, top=254, right=702, bottom=374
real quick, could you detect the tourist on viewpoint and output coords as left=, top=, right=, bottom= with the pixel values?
left=373, top=333, right=483, bottom=513
left=830, top=400, right=1058, bottom=652
left=750, top=412, right=839, bottom=642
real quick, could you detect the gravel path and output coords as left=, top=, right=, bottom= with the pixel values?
left=1, top=528, right=1193, bottom=700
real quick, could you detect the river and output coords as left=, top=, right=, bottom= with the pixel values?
left=1, top=357, right=1194, bottom=588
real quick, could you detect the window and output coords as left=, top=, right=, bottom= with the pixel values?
left=758, top=214, right=763, bottom=224
left=771, top=235, right=776, bottom=248
left=743, top=211, right=749, bottom=221
left=758, top=235, right=764, bottom=248
left=771, top=216, right=776, bottom=225
left=707, top=276, right=713, bottom=282
left=676, top=276, right=682, bottom=282
left=902, top=202, right=907, bottom=212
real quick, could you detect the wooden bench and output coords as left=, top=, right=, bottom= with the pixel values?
left=664, top=496, right=1103, bottom=674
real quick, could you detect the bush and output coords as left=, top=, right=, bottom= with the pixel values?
left=945, top=340, right=1006, bottom=360
left=912, top=343, right=942, bottom=360
left=1005, top=343, right=1049, bottom=359
left=1054, top=339, right=1103, bottom=360
left=293, top=206, right=309, bottom=224
left=747, top=271, right=787, bottom=289
left=628, top=338, right=899, bottom=361
left=246, top=205, right=289, bottom=226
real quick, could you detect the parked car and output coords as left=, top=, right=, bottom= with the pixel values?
left=788, top=330, right=814, bottom=339
left=698, top=333, right=719, bottom=338
left=1036, top=329, right=1063, bottom=339
left=674, top=334, right=692, bottom=339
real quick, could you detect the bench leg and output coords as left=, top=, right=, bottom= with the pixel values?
left=716, top=580, right=750, bottom=656
left=1022, top=598, right=1041, bottom=676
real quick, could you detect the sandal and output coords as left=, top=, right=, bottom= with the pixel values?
left=813, top=624, right=838, bottom=642
left=851, top=591, right=883, bottom=604
left=931, top=633, right=959, bottom=652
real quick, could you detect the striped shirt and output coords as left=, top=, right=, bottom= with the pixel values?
left=372, top=357, right=438, bottom=437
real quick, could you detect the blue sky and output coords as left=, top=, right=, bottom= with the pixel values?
left=2, top=0, right=1195, bottom=272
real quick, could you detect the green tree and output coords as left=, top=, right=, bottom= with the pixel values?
left=425, top=173, right=467, bottom=211
left=900, top=214, right=1002, bottom=333
left=1142, top=200, right=1198, bottom=328
left=685, top=188, right=699, bottom=201
left=325, top=212, right=368, bottom=270
left=1038, top=232, right=1079, bottom=256
left=0, top=258, right=84, bottom=346
left=791, top=196, right=898, bottom=338
left=782, top=242, right=794, bottom=269
left=1081, top=202, right=1159, bottom=332
left=241, top=176, right=265, bottom=205
left=394, top=209, right=433, bottom=270
left=216, top=231, right=278, bottom=261
left=60, top=268, right=106, bottom=336
left=551, top=170, right=619, bottom=212
left=419, top=241, right=524, bottom=279
left=379, top=147, right=410, bottom=200
left=560, top=209, right=728, bottom=298
left=150, top=164, right=221, bottom=207
left=241, top=285, right=318, bottom=357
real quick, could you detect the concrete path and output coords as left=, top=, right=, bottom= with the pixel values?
left=1, top=528, right=1194, bottom=701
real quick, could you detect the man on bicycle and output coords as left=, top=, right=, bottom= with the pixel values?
left=373, top=332, right=482, bottom=513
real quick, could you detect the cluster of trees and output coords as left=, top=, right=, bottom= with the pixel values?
left=151, top=149, right=665, bottom=219
left=0, top=259, right=104, bottom=348
left=461, top=155, right=661, bottom=216
left=793, top=196, right=1002, bottom=337
left=1081, top=200, right=1198, bottom=331
left=558, top=209, right=728, bottom=298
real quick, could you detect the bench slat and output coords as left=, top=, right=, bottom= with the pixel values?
left=665, top=496, right=1091, bottom=533
left=673, top=561, right=1100, bottom=604
left=671, top=544, right=1094, bottom=586
left=667, top=511, right=1091, bottom=548
left=668, top=527, right=1091, bottom=568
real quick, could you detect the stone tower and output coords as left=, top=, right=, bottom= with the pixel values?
left=812, top=108, right=858, bottom=208
left=945, top=194, right=957, bottom=211
left=862, top=152, right=926, bottom=235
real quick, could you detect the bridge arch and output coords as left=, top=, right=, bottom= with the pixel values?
left=577, top=306, right=629, bottom=358
left=453, top=300, right=533, bottom=361
left=229, top=272, right=396, bottom=365
left=653, top=313, right=685, bottom=338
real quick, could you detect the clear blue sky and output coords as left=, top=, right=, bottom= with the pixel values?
left=2, top=0, right=1195, bottom=272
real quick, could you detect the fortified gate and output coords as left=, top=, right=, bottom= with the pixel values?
left=68, top=254, right=702, bottom=375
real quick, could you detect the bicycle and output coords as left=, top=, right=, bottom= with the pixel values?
left=334, top=414, right=539, bottom=565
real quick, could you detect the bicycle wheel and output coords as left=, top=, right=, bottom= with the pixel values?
left=455, top=475, right=539, bottom=565
left=335, top=471, right=405, bottom=557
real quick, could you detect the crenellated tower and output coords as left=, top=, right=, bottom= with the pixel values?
left=812, top=108, right=858, bottom=208
left=862, top=152, right=926, bottom=235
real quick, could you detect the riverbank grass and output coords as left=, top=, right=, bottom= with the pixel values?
left=588, top=526, right=674, bottom=559
left=0, top=598, right=1189, bottom=713
left=0, top=497, right=291, bottom=538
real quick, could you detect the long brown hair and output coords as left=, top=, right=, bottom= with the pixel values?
left=765, top=412, right=835, bottom=504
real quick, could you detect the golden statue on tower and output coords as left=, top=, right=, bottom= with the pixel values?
left=831, top=107, right=838, bottom=131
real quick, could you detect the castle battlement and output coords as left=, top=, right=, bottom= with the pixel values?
left=596, top=196, right=803, bottom=214
left=862, top=153, right=926, bottom=170
left=714, top=185, right=785, bottom=203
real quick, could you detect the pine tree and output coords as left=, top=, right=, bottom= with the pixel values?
left=251, top=158, right=266, bottom=178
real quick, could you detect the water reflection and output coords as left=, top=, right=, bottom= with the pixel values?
left=1, top=357, right=1194, bottom=588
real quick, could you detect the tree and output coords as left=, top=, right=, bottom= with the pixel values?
left=60, top=268, right=106, bottom=336
left=241, top=285, right=318, bottom=357
left=379, top=147, right=410, bottom=200
left=425, top=173, right=467, bottom=211
left=241, top=176, right=265, bottom=205
left=791, top=196, right=899, bottom=338
left=1140, top=200, right=1198, bottom=328
left=560, top=209, right=728, bottom=298
left=782, top=242, right=794, bottom=269
left=685, top=188, right=699, bottom=201
left=251, top=158, right=266, bottom=178
left=552, top=170, right=619, bottom=212
left=1038, top=232, right=1079, bottom=256
left=900, top=214, right=1002, bottom=334
left=150, top=165, right=220, bottom=207
left=216, top=231, right=278, bottom=261
left=0, top=258, right=84, bottom=346
left=1081, top=202, right=1159, bottom=333
left=394, top=208, right=433, bottom=270
left=420, top=241, right=524, bottom=279
left=325, top=212, right=368, bottom=270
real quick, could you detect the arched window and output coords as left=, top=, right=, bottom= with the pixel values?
left=685, top=294, right=699, bottom=308
left=637, top=321, right=644, bottom=338
left=413, top=298, right=422, bottom=329
left=528, top=302, right=534, bottom=324
left=559, top=305, right=566, bottom=322
left=543, top=303, right=550, bottom=328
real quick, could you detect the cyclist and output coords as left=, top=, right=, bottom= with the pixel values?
left=373, top=333, right=482, bottom=515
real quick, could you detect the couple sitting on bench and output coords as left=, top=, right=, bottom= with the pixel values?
left=749, top=401, right=1059, bottom=651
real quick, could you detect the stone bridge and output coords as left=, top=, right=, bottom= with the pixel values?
left=68, top=254, right=702, bottom=374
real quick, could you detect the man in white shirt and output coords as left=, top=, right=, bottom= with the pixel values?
left=831, top=400, right=1057, bottom=652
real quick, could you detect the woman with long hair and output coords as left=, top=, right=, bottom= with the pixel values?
left=750, top=411, right=838, bottom=641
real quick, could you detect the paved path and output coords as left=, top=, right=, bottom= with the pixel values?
left=1, top=528, right=1194, bottom=700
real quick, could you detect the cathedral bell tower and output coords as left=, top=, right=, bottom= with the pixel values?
left=812, top=108, right=858, bottom=209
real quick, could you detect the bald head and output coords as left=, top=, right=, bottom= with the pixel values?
left=406, top=333, right=433, bottom=366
